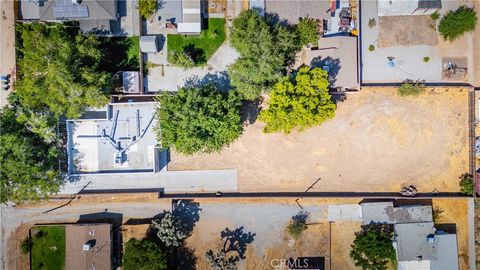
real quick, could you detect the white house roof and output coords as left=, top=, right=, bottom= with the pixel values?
left=67, top=102, right=158, bottom=174
left=177, top=0, right=201, bottom=33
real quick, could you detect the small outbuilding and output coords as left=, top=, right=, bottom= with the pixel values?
left=177, top=0, right=202, bottom=34
left=140, top=36, right=159, bottom=53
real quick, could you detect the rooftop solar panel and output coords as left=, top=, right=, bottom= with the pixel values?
left=53, top=5, right=89, bottom=18
left=418, top=0, right=442, bottom=9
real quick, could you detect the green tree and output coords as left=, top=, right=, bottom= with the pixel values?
left=152, top=212, right=188, bottom=247
left=15, top=23, right=110, bottom=121
left=228, top=10, right=300, bottom=100
left=287, top=211, right=309, bottom=240
left=459, top=173, right=474, bottom=196
left=137, top=0, right=158, bottom=18
left=259, top=67, right=336, bottom=133
left=0, top=107, right=62, bottom=204
left=439, top=6, right=477, bottom=42
left=350, top=224, right=396, bottom=270
left=123, top=238, right=167, bottom=270
left=296, top=17, right=319, bottom=46
left=398, top=80, right=426, bottom=97
left=155, top=85, right=243, bottom=154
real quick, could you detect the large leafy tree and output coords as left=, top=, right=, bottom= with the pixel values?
left=228, top=10, right=300, bottom=100
left=259, top=67, right=336, bottom=133
left=0, top=107, right=62, bottom=204
left=15, top=23, right=110, bottom=120
left=123, top=238, right=167, bottom=270
left=137, top=0, right=158, bottom=18
left=155, top=85, right=243, bottom=154
left=439, top=6, right=477, bottom=42
left=350, top=224, right=396, bottom=270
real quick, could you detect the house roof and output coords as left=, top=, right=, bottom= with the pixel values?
left=295, top=36, right=359, bottom=90
left=361, top=202, right=433, bottom=225
left=67, top=102, right=158, bottom=174
left=65, top=224, right=112, bottom=270
left=377, top=0, right=440, bottom=16
left=265, top=0, right=330, bottom=23
left=38, top=0, right=117, bottom=21
left=177, top=0, right=201, bottom=33
left=394, top=222, right=437, bottom=262
left=430, top=234, right=459, bottom=270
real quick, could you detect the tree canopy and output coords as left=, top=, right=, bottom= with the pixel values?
left=259, top=67, right=336, bottom=133
left=137, top=0, right=158, bottom=18
left=15, top=23, right=110, bottom=120
left=439, top=6, right=477, bottom=42
left=296, top=17, right=319, bottom=46
left=0, top=107, right=62, bottom=204
left=155, top=85, right=243, bottom=155
left=350, top=224, right=396, bottom=270
left=228, top=10, right=300, bottom=100
left=123, top=238, right=167, bottom=270
left=459, top=173, right=474, bottom=196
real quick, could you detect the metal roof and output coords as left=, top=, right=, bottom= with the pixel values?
left=418, top=0, right=442, bottom=9
left=394, top=222, right=437, bottom=262
left=140, top=36, right=159, bottom=53
left=361, top=202, right=433, bottom=225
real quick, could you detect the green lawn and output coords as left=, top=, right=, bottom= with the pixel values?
left=167, top=18, right=226, bottom=65
left=31, top=226, right=66, bottom=270
left=127, top=36, right=140, bottom=65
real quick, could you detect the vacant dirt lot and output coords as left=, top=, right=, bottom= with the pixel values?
left=170, top=87, right=469, bottom=193
left=378, top=16, right=438, bottom=48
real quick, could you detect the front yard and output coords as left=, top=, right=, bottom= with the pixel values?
left=31, top=226, right=66, bottom=270
left=167, top=18, right=226, bottom=65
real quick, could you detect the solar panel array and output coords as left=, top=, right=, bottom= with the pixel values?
left=417, top=0, right=442, bottom=9
left=53, top=0, right=89, bottom=18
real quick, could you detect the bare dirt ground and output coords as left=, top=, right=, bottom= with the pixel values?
left=170, top=87, right=469, bottom=193
left=378, top=16, right=438, bottom=48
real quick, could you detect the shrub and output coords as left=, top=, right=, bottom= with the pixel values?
left=123, top=239, right=167, bottom=270
left=439, top=6, right=477, bottom=41
left=20, top=238, right=31, bottom=254
left=287, top=211, right=309, bottom=240
left=296, top=17, right=319, bottom=46
left=137, top=0, right=158, bottom=18
left=430, top=11, right=440, bottom=21
left=459, top=173, right=474, bottom=196
left=368, top=18, right=376, bottom=28
left=398, top=80, right=426, bottom=97
left=423, top=56, right=430, bottom=62
left=368, top=44, right=375, bottom=51
left=350, top=224, right=396, bottom=270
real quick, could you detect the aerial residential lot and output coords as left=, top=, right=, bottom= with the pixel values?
left=170, top=87, right=469, bottom=193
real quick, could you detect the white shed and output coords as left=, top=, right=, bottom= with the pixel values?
left=177, top=0, right=201, bottom=34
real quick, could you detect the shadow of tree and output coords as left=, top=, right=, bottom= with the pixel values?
left=220, top=226, right=256, bottom=259
left=172, top=199, right=202, bottom=237
left=310, top=56, right=341, bottom=88
left=241, top=98, right=263, bottom=125
left=183, top=71, right=231, bottom=92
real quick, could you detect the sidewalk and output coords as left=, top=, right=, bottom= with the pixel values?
left=0, top=0, right=15, bottom=107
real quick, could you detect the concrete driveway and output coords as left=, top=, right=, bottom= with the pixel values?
left=145, top=41, right=240, bottom=92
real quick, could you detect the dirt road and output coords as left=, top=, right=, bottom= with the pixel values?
left=170, top=87, right=469, bottom=193
left=0, top=0, right=15, bottom=107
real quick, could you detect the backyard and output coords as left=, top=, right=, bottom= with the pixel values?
left=167, top=18, right=226, bottom=65
left=30, top=226, right=65, bottom=270
left=169, top=87, right=470, bottom=193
